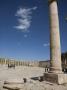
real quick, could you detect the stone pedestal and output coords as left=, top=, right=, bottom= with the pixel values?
left=44, top=73, right=67, bottom=84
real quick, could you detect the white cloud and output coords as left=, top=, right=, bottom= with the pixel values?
left=32, top=6, right=37, bottom=10
left=43, top=43, right=50, bottom=47
left=14, top=6, right=37, bottom=32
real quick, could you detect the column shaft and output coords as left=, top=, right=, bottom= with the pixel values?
left=49, top=0, right=62, bottom=73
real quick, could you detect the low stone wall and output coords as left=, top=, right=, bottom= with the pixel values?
left=39, top=60, right=50, bottom=68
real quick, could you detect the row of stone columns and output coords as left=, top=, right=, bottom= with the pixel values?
left=0, top=59, right=39, bottom=67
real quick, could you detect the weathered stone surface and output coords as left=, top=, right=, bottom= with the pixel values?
left=3, top=85, right=20, bottom=90
left=44, top=73, right=67, bottom=84
left=4, top=79, right=24, bottom=84
left=49, top=0, right=62, bottom=73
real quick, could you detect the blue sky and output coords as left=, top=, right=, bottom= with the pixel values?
left=0, top=0, right=67, bottom=61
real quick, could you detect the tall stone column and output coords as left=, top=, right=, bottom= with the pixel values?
left=49, top=0, right=62, bottom=73
left=44, top=0, right=67, bottom=84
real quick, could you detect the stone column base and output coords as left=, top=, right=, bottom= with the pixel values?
left=44, top=73, right=67, bottom=84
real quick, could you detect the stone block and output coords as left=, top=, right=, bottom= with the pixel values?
left=44, top=73, right=67, bottom=84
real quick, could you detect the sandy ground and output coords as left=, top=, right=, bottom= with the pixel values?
left=0, top=65, right=67, bottom=90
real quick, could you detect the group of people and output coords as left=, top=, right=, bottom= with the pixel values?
left=8, top=64, right=15, bottom=69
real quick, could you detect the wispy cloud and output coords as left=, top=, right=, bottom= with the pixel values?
left=14, top=6, right=37, bottom=32
left=43, top=43, right=50, bottom=47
